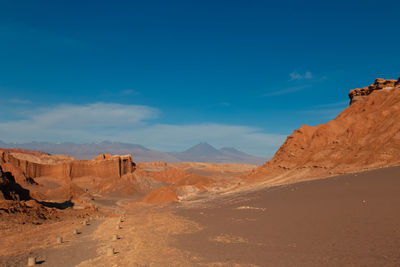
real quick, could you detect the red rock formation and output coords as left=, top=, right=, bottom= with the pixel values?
left=0, top=150, right=145, bottom=202
left=0, top=151, right=135, bottom=181
left=348, top=77, right=400, bottom=104
left=248, top=77, right=400, bottom=185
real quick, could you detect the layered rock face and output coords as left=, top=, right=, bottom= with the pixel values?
left=249, top=78, right=400, bottom=185
left=348, top=77, right=400, bottom=104
left=0, top=151, right=135, bottom=182
left=0, top=151, right=141, bottom=201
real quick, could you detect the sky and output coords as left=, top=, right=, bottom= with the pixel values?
left=1, top=0, right=400, bottom=157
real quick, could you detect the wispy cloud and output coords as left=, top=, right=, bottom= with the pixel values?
left=0, top=103, right=285, bottom=156
left=261, top=85, right=309, bottom=97
left=0, top=103, right=158, bottom=135
left=262, top=70, right=328, bottom=97
left=290, top=71, right=313, bottom=80
left=312, top=100, right=349, bottom=109
left=289, top=70, right=327, bottom=82
left=301, top=101, right=349, bottom=119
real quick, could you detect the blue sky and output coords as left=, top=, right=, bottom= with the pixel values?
left=1, top=0, right=400, bottom=156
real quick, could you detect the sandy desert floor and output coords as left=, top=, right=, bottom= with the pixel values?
left=1, top=166, right=400, bottom=266
left=173, top=166, right=400, bottom=266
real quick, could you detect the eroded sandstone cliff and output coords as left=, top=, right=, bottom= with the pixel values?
left=0, top=151, right=135, bottom=182
left=0, top=150, right=145, bottom=202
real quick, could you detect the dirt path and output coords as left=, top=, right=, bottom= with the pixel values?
left=0, top=218, right=104, bottom=267
left=77, top=203, right=199, bottom=267
left=0, top=194, right=143, bottom=267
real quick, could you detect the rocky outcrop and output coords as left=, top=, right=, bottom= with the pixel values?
left=0, top=151, right=135, bottom=181
left=248, top=77, right=400, bottom=185
left=348, top=77, right=400, bottom=104
left=0, top=165, right=30, bottom=201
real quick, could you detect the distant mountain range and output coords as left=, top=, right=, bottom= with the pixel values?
left=0, top=140, right=268, bottom=165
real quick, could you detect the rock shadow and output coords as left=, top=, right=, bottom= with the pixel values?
left=0, top=166, right=31, bottom=201
left=39, top=200, right=74, bottom=210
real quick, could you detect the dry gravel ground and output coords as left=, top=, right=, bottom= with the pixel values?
left=173, top=166, right=400, bottom=266
left=1, top=166, right=400, bottom=266
left=77, top=204, right=199, bottom=267
left=0, top=217, right=103, bottom=267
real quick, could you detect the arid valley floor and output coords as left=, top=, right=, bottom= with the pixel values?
left=1, top=167, right=400, bottom=266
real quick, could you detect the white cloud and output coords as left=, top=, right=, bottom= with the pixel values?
left=301, top=101, right=349, bottom=119
left=0, top=102, right=285, bottom=157
left=29, top=103, right=158, bottom=128
left=290, top=71, right=313, bottom=80
left=0, top=103, right=158, bottom=141
left=262, top=85, right=309, bottom=97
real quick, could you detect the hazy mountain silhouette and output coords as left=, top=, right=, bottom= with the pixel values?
left=181, top=142, right=223, bottom=155
left=166, top=142, right=267, bottom=164
left=0, top=141, right=267, bottom=165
